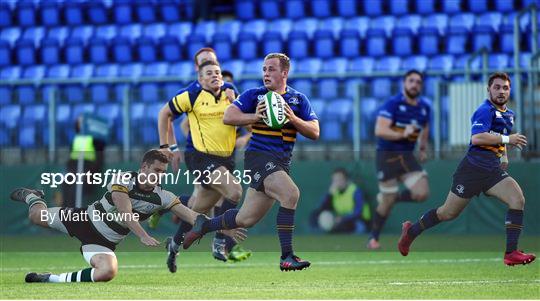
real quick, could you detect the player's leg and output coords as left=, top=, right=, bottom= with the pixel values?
left=368, top=179, right=399, bottom=249
left=398, top=171, right=430, bottom=203
left=398, top=191, right=470, bottom=256
left=485, top=177, right=536, bottom=265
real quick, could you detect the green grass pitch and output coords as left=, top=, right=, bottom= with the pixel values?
left=1, top=235, right=538, bottom=299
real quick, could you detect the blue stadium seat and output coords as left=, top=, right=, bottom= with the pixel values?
left=0, top=3, right=12, bottom=27
left=243, top=20, right=267, bottom=40
left=40, top=38, right=61, bottom=65
left=309, top=98, right=326, bottom=117
left=318, top=78, right=340, bottom=99
left=313, top=30, right=334, bottom=59
left=88, top=37, right=108, bottom=64
left=221, top=60, right=244, bottom=78
left=336, top=0, right=357, bottom=17
left=243, top=59, right=263, bottom=75
left=0, top=40, right=10, bottom=67
left=64, top=38, right=84, bottom=64
left=366, top=28, right=386, bottom=57
left=144, top=62, right=168, bottom=77
left=288, top=31, right=309, bottom=59
left=322, top=58, right=348, bottom=75
left=97, top=103, right=121, bottom=127
left=495, top=0, right=514, bottom=12
left=295, top=58, right=322, bottom=76
left=236, top=0, right=256, bottom=21
left=141, top=103, right=161, bottom=144
left=47, top=64, right=70, bottom=78
left=372, top=78, right=393, bottom=99
left=268, top=19, right=293, bottom=40
left=95, top=25, right=117, bottom=41
left=213, top=33, right=232, bottom=61
left=113, top=0, right=132, bottom=24
left=442, top=0, right=461, bottom=14
left=285, top=0, right=305, bottom=19
left=47, top=27, right=68, bottom=44
left=87, top=1, right=108, bottom=25
left=56, top=104, right=71, bottom=125
left=359, top=97, right=379, bottom=141
left=159, top=0, right=180, bottom=22
left=422, top=14, right=448, bottom=35
left=418, top=27, right=439, bottom=55
left=17, top=2, right=36, bottom=27
left=16, top=39, right=35, bottom=66
left=144, top=23, right=166, bottom=42
left=237, top=32, right=257, bottom=60
left=0, top=67, right=20, bottom=105
left=239, top=79, right=261, bottom=93
left=23, top=105, right=46, bottom=125
left=372, top=16, right=396, bottom=37
left=290, top=79, right=313, bottom=97
left=416, top=0, right=435, bottom=14
left=488, top=54, right=510, bottom=69
left=72, top=104, right=96, bottom=124
left=136, top=37, right=156, bottom=63
left=260, top=0, right=280, bottom=19
left=17, top=66, right=44, bottom=104
left=167, top=22, right=193, bottom=44
left=262, top=31, right=284, bottom=54
left=65, top=64, right=93, bottom=103
left=119, top=63, right=143, bottom=79
left=119, top=24, right=142, bottom=42
left=194, top=21, right=216, bottom=44
left=326, top=98, right=352, bottom=122
left=185, top=34, right=206, bottom=60
left=509, top=53, right=532, bottom=69
left=453, top=54, right=480, bottom=71
left=428, top=55, right=454, bottom=72
left=401, top=56, right=428, bottom=72
left=392, top=28, right=413, bottom=56
left=321, top=120, right=343, bottom=142
left=20, top=124, right=38, bottom=148
left=348, top=57, right=375, bottom=73
left=169, top=61, right=194, bottom=78
left=472, top=25, right=494, bottom=51
left=396, top=15, right=422, bottom=34
left=160, top=36, right=182, bottom=62
left=215, top=20, right=241, bottom=43
left=390, top=0, right=409, bottom=15
left=164, top=83, right=184, bottom=99
left=319, top=17, right=343, bottom=39
left=90, top=64, right=119, bottom=103
left=71, top=64, right=94, bottom=78
left=339, top=29, right=360, bottom=58
left=40, top=1, right=60, bottom=27
left=468, top=0, right=487, bottom=13
left=1, top=27, right=21, bottom=47
left=22, top=27, right=45, bottom=48
left=131, top=102, right=146, bottom=123
left=0, top=105, right=21, bottom=130
left=112, top=37, right=132, bottom=63
left=450, top=13, right=475, bottom=32
left=70, top=26, right=94, bottom=44
left=65, top=1, right=83, bottom=25
left=376, top=57, right=401, bottom=73
left=135, top=0, right=156, bottom=23
left=312, top=0, right=331, bottom=18
left=446, top=26, right=469, bottom=54
left=343, top=17, right=369, bottom=39
left=363, top=0, right=383, bottom=16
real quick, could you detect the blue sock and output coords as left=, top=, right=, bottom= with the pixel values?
left=277, top=207, right=295, bottom=258
left=369, top=211, right=387, bottom=241
left=214, top=199, right=238, bottom=240
left=408, top=208, right=441, bottom=239
left=396, top=190, right=414, bottom=203
left=173, top=221, right=192, bottom=246
left=207, top=209, right=239, bottom=232
left=225, top=236, right=236, bottom=252
left=179, top=195, right=190, bottom=206
left=505, top=209, right=523, bottom=253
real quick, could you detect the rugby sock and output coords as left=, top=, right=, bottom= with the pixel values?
left=225, top=236, right=236, bottom=252
left=214, top=199, right=237, bottom=240
left=396, top=190, right=414, bottom=203
left=369, top=211, right=387, bottom=241
left=408, top=208, right=441, bottom=239
left=505, top=209, right=523, bottom=253
left=172, top=221, right=192, bottom=250
left=24, top=193, right=46, bottom=209
left=48, top=268, right=94, bottom=283
left=207, top=209, right=239, bottom=232
left=277, top=207, right=295, bottom=259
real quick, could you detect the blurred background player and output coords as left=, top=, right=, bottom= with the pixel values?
left=310, top=168, right=370, bottom=233
left=182, top=53, right=320, bottom=271
left=158, top=60, right=247, bottom=273
left=367, top=70, right=431, bottom=250
left=10, top=150, right=203, bottom=283
left=398, top=72, right=536, bottom=266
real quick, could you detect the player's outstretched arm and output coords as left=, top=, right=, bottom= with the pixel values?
left=223, top=103, right=263, bottom=126
left=111, top=191, right=160, bottom=247
left=375, top=116, right=413, bottom=141
left=169, top=201, right=198, bottom=226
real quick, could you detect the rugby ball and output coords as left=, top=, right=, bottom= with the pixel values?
left=262, top=91, right=288, bottom=129
left=318, top=210, right=335, bottom=232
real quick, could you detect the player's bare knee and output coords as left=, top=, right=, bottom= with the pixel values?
left=509, top=194, right=525, bottom=210
left=437, top=207, right=459, bottom=221
left=225, top=186, right=242, bottom=203
left=94, top=266, right=117, bottom=282
left=412, top=192, right=429, bottom=202
left=281, top=186, right=300, bottom=208
left=236, top=216, right=256, bottom=228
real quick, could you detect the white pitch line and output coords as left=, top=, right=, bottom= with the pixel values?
left=389, top=279, right=540, bottom=286
left=0, top=257, right=501, bottom=272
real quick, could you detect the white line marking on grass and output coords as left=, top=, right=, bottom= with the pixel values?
left=0, top=257, right=501, bottom=272
left=389, top=279, right=540, bottom=286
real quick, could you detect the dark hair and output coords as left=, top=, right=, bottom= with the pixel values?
left=488, top=72, right=511, bottom=87
left=221, top=70, right=234, bottom=80
left=404, top=69, right=424, bottom=81
left=142, top=149, right=169, bottom=165
left=198, top=60, right=220, bottom=74
left=194, top=47, right=217, bottom=66
left=333, top=167, right=349, bottom=178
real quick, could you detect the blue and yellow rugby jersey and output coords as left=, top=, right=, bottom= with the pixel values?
left=466, top=99, right=514, bottom=170
left=233, top=86, right=318, bottom=163
left=167, top=82, right=237, bottom=157
left=376, top=93, right=431, bottom=151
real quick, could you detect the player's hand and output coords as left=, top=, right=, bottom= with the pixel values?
left=418, top=149, right=428, bottom=163
left=283, top=102, right=296, bottom=124
left=402, top=125, right=416, bottom=139
left=509, top=133, right=527, bottom=149
left=255, top=101, right=267, bottom=120
left=220, top=228, right=248, bottom=243
left=140, top=235, right=160, bottom=247
left=224, top=88, right=236, bottom=102
left=170, top=150, right=183, bottom=173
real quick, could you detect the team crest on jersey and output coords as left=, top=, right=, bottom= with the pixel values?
left=254, top=172, right=261, bottom=183
left=455, top=184, right=465, bottom=194
left=257, top=94, right=265, bottom=102
left=288, top=97, right=300, bottom=106
left=265, top=162, right=276, bottom=171
left=399, top=105, right=406, bottom=112
left=495, top=111, right=503, bottom=118
left=509, top=116, right=514, bottom=124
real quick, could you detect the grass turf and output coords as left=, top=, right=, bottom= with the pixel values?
left=1, top=235, right=539, bottom=299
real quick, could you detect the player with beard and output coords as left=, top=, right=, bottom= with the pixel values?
left=367, top=70, right=431, bottom=250
left=398, top=72, right=536, bottom=266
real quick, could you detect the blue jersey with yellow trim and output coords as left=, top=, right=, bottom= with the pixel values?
left=233, top=86, right=318, bottom=164
left=466, top=99, right=515, bottom=170
left=376, top=93, right=431, bottom=151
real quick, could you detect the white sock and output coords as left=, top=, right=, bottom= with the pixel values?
left=47, top=268, right=95, bottom=283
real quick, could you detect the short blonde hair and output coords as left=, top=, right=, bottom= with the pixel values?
left=264, top=53, right=290, bottom=72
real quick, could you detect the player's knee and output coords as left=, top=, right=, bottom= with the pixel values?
left=437, top=208, right=459, bottom=221
left=509, top=194, right=525, bottom=210
left=412, top=191, right=429, bottom=202
left=29, top=208, right=46, bottom=226
left=225, top=186, right=242, bottom=203
left=94, top=265, right=117, bottom=282
left=281, top=186, right=300, bottom=207
left=236, top=216, right=257, bottom=228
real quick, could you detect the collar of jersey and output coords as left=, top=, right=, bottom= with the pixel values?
left=486, top=99, right=507, bottom=112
